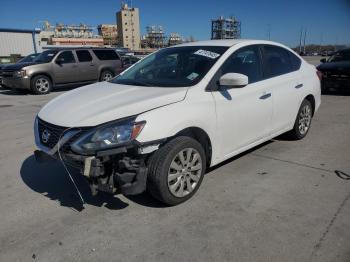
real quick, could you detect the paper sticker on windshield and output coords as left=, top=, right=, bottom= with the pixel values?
left=187, top=72, right=199, bottom=80
left=194, top=49, right=220, bottom=59
left=47, top=53, right=55, bottom=56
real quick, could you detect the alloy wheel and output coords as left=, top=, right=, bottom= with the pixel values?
left=298, top=104, right=312, bottom=135
left=167, top=148, right=203, bottom=198
left=35, top=78, right=50, bottom=93
left=103, top=72, right=113, bottom=81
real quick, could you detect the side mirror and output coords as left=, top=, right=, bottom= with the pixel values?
left=219, top=73, right=248, bottom=88
left=56, top=57, right=65, bottom=65
left=320, top=58, right=327, bottom=63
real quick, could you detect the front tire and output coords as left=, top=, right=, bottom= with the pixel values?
left=147, top=136, right=206, bottom=206
left=30, top=75, right=52, bottom=95
left=288, top=99, right=313, bottom=140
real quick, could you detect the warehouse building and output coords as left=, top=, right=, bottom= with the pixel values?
left=0, top=28, right=42, bottom=63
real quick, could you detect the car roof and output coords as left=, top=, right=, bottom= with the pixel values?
left=175, top=39, right=287, bottom=48
left=42, top=47, right=116, bottom=51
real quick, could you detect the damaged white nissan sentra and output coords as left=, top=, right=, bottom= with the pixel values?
left=34, top=40, right=321, bottom=206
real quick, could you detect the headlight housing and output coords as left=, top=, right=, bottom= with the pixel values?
left=71, top=118, right=145, bottom=155
left=14, top=70, right=26, bottom=78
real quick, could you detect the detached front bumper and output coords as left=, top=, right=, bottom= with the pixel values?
left=2, top=76, right=31, bottom=90
left=34, top=118, right=163, bottom=196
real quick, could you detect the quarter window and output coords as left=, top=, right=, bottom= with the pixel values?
left=92, top=50, right=120, bottom=60
left=56, top=51, right=75, bottom=64
left=76, top=50, right=93, bottom=62
left=289, top=52, right=302, bottom=71
left=219, top=45, right=263, bottom=84
left=263, top=45, right=293, bottom=78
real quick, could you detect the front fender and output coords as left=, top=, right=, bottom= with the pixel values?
left=135, top=89, right=221, bottom=165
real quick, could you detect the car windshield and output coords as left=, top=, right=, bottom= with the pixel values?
left=18, top=53, right=40, bottom=63
left=33, top=50, right=59, bottom=63
left=112, top=46, right=229, bottom=87
left=328, top=50, right=350, bottom=62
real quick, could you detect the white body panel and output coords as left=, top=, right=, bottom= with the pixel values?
left=38, top=82, right=187, bottom=127
left=37, top=39, right=321, bottom=167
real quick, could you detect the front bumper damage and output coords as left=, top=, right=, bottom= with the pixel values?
left=34, top=125, right=164, bottom=196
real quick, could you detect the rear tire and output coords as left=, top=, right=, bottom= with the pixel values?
left=147, top=136, right=206, bottom=206
left=288, top=99, right=313, bottom=140
left=30, top=75, right=52, bottom=95
left=99, top=70, right=114, bottom=82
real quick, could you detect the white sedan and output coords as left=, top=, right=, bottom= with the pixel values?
left=34, top=39, right=321, bottom=205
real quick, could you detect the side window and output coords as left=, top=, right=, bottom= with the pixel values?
left=56, top=51, right=75, bottom=64
left=220, top=45, right=263, bottom=84
left=76, top=50, right=93, bottom=62
left=289, top=52, right=302, bottom=71
left=93, top=50, right=120, bottom=60
left=263, top=45, right=292, bottom=78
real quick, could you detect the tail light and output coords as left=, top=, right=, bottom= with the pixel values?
left=316, top=70, right=323, bottom=81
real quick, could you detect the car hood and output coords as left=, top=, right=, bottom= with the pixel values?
left=317, top=61, right=350, bottom=71
left=38, top=81, right=188, bottom=127
left=2, top=62, right=38, bottom=71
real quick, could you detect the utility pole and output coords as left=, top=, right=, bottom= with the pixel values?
left=299, top=27, right=303, bottom=54
left=267, top=24, right=271, bottom=40
left=303, top=28, right=307, bottom=54
left=319, top=33, right=323, bottom=53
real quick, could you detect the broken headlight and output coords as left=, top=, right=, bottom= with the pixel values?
left=71, top=118, right=145, bottom=155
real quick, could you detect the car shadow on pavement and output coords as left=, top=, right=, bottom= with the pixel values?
left=0, top=84, right=84, bottom=96
left=20, top=155, right=130, bottom=211
left=206, top=140, right=273, bottom=173
left=0, top=87, right=30, bottom=96
left=322, top=89, right=350, bottom=96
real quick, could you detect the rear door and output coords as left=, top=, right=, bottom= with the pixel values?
left=261, top=45, right=302, bottom=133
left=76, top=50, right=98, bottom=81
left=53, top=51, right=78, bottom=84
left=210, top=45, right=273, bottom=157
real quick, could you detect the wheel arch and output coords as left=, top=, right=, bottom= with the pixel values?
left=174, top=126, right=212, bottom=167
left=99, top=67, right=116, bottom=77
left=30, top=72, right=53, bottom=85
left=304, top=94, right=315, bottom=116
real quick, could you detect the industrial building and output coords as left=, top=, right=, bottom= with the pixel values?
left=168, top=33, right=183, bottom=46
left=142, top=25, right=166, bottom=49
left=116, top=3, right=141, bottom=50
left=211, top=16, right=241, bottom=40
left=39, top=21, right=103, bottom=47
left=0, top=28, right=42, bottom=63
left=97, top=24, right=118, bottom=46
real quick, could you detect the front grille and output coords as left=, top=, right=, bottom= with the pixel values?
left=38, top=118, right=67, bottom=149
left=2, top=70, right=14, bottom=77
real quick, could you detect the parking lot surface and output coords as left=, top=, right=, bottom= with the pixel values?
left=0, top=83, right=349, bottom=261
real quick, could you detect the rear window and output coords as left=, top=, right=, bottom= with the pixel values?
left=76, top=50, right=92, bottom=62
left=93, top=50, right=119, bottom=60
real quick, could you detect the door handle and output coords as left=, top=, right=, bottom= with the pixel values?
left=259, top=93, right=271, bottom=100
left=295, top=83, right=303, bottom=89
left=90, top=64, right=95, bottom=66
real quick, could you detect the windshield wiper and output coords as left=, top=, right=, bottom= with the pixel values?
left=118, top=79, right=153, bottom=87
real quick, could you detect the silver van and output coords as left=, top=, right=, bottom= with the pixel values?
left=1, top=48, right=122, bottom=94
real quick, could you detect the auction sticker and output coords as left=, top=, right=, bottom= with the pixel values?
left=194, top=49, right=220, bottom=59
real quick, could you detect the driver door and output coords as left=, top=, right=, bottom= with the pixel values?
left=53, top=51, right=79, bottom=84
left=210, top=45, right=273, bottom=158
